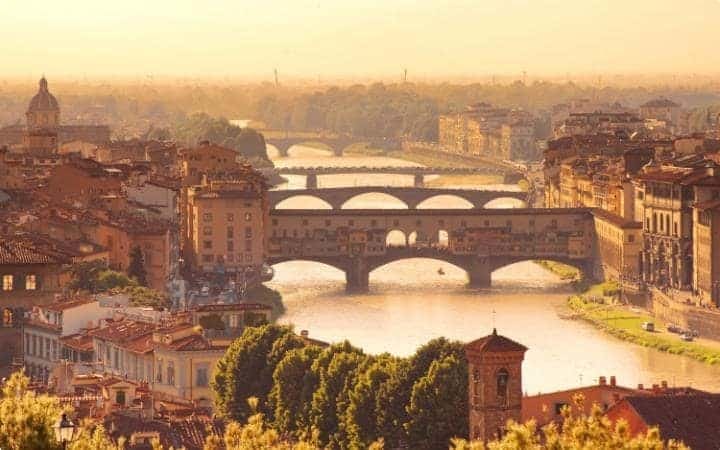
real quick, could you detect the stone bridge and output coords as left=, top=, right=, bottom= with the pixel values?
left=265, top=165, right=520, bottom=186
left=261, top=130, right=398, bottom=157
left=269, top=186, right=528, bottom=209
left=267, top=208, right=597, bottom=291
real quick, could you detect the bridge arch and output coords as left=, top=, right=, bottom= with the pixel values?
left=490, top=257, right=589, bottom=280
left=341, top=192, right=409, bottom=209
left=385, top=229, right=408, bottom=247
left=270, top=259, right=347, bottom=275
left=274, top=195, right=333, bottom=210
left=416, top=194, right=475, bottom=209
left=369, top=257, right=469, bottom=275
left=483, top=196, right=527, bottom=209
left=287, top=142, right=336, bottom=157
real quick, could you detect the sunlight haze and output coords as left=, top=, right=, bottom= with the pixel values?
left=2, top=0, right=720, bottom=79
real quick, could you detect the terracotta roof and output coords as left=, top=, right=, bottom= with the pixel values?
left=155, top=333, right=226, bottom=352
left=89, top=319, right=157, bottom=344
left=104, top=413, right=224, bottom=450
left=465, top=329, right=527, bottom=354
left=60, top=333, right=95, bottom=352
left=636, top=168, right=692, bottom=183
left=591, top=208, right=642, bottom=229
left=0, top=239, right=63, bottom=265
left=616, top=394, right=720, bottom=449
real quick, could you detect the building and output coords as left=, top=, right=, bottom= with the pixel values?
left=0, top=77, right=110, bottom=154
left=23, top=297, right=112, bottom=382
left=592, top=209, right=643, bottom=282
left=606, top=394, right=720, bottom=450
left=693, top=199, right=720, bottom=305
left=465, top=329, right=527, bottom=442
left=553, top=112, right=644, bottom=139
left=438, top=103, right=537, bottom=161
left=639, top=98, right=682, bottom=132
left=184, top=164, right=269, bottom=278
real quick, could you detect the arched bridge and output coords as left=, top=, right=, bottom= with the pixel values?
left=267, top=208, right=598, bottom=291
left=261, top=130, right=398, bottom=157
left=264, top=165, right=521, bottom=186
left=269, top=186, right=528, bottom=209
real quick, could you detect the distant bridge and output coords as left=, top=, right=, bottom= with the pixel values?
left=269, top=186, right=527, bottom=209
left=267, top=208, right=597, bottom=291
left=260, top=130, right=398, bottom=157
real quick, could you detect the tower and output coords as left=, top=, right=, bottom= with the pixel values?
left=23, top=77, right=60, bottom=156
left=465, top=329, right=527, bottom=442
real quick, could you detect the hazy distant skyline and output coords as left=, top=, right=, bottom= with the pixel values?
left=3, top=0, right=720, bottom=80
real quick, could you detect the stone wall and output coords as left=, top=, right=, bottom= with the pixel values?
left=649, top=288, right=720, bottom=340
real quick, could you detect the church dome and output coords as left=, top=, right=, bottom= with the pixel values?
left=27, top=77, right=59, bottom=112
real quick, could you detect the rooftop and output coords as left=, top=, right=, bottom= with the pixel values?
left=465, top=328, right=528, bottom=354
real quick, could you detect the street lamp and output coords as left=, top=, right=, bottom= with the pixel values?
left=53, top=413, right=76, bottom=449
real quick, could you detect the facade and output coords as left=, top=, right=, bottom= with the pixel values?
left=465, top=329, right=527, bottom=442
left=438, top=103, right=536, bottom=161
left=592, top=209, right=643, bottom=282
left=639, top=98, right=682, bottom=131
left=185, top=165, right=269, bottom=276
left=553, top=112, right=644, bottom=138
left=693, top=200, right=720, bottom=305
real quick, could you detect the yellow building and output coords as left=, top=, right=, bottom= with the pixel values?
left=186, top=165, right=269, bottom=275
left=592, top=209, right=643, bottom=282
left=693, top=200, right=720, bottom=305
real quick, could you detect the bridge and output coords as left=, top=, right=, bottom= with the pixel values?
left=269, top=186, right=527, bottom=209
left=268, top=208, right=597, bottom=292
left=264, top=165, right=521, bottom=187
left=261, top=130, right=398, bottom=157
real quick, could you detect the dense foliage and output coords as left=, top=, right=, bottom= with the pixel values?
left=127, top=245, right=148, bottom=286
left=68, top=260, right=170, bottom=310
left=212, top=325, right=468, bottom=449
left=0, top=371, right=65, bottom=450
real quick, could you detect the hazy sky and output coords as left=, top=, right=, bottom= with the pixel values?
left=2, top=0, right=720, bottom=79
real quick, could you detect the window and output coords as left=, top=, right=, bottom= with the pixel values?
left=497, top=368, right=509, bottom=405
left=203, top=240, right=213, bottom=250
left=245, top=227, right=252, bottom=239
left=202, top=254, right=214, bottom=262
left=156, top=360, right=163, bottom=383
left=116, top=390, right=126, bottom=406
left=167, top=361, right=175, bottom=385
left=245, top=240, right=252, bottom=252
left=244, top=212, right=252, bottom=221
left=628, top=234, right=635, bottom=243
left=196, top=367, right=209, bottom=387
left=227, top=240, right=234, bottom=252
left=2, top=275, right=13, bottom=291
left=227, top=213, right=234, bottom=222
left=302, top=219, right=308, bottom=226
left=227, top=227, right=234, bottom=239
left=203, top=226, right=212, bottom=236
left=554, top=402, right=569, bottom=415
left=25, top=275, right=37, bottom=290
left=203, top=213, right=213, bottom=222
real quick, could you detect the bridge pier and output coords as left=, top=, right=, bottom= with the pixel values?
left=346, top=258, right=370, bottom=292
left=467, top=256, right=492, bottom=288
left=413, top=173, right=425, bottom=188
left=306, top=173, right=318, bottom=189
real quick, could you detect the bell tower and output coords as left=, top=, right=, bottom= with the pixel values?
left=465, top=329, right=527, bottom=442
left=23, top=76, right=60, bottom=156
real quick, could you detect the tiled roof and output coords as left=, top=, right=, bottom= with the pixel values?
left=642, top=98, right=680, bottom=108
left=591, top=208, right=643, bottom=229
left=89, top=319, right=157, bottom=344
left=465, top=329, right=527, bottom=354
left=60, top=333, right=95, bottom=352
left=0, top=239, right=62, bottom=265
left=44, top=297, right=96, bottom=312
left=104, top=413, right=225, bottom=450
left=155, top=333, right=226, bottom=352
left=619, top=394, right=720, bottom=450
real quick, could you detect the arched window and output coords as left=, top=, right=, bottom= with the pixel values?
left=497, top=368, right=509, bottom=405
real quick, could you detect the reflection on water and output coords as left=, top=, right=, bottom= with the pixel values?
left=267, top=146, right=720, bottom=393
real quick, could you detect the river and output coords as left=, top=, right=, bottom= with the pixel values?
left=266, top=145, right=720, bottom=395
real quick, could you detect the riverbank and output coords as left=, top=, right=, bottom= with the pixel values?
left=535, top=260, right=579, bottom=281
left=567, top=283, right=720, bottom=365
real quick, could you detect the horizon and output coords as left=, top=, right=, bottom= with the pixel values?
left=3, top=0, right=720, bottom=80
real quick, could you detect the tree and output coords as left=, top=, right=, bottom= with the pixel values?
left=405, top=354, right=468, bottom=450
left=68, top=425, right=124, bottom=450
left=450, top=398, right=689, bottom=450
left=269, top=345, right=324, bottom=437
left=0, top=371, right=65, bottom=450
left=127, top=246, right=148, bottom=286
left=68, top=261, right=136, bottom=294
left=212, top=325, right=304, bottom=421
left=344, top=356, right=396, bottom=448
left=123, top=285, right=171, bottom=310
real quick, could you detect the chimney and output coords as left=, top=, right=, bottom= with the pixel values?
left=610, top=376, right=616, bottom=387
left=300, top=330, right=309, bottom=338
left=661, top=380, right=668, bottom=390
left=599, top=376, right=607, bottom=386
left=637, top=383, right=644, bottom=390
left=652, top=384, right=660, bottom=394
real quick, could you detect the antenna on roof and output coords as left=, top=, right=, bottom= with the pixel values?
left=274, top=68, right=279, bottom=87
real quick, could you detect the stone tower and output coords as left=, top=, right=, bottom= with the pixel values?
left=465, top=328, right=527, bottom=442
left=23, top=77, right=60, bottom=155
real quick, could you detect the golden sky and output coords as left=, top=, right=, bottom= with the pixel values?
left=2, top=0, right=719, bottom=79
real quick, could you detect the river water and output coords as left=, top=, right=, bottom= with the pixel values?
left=266, top=145, right=720, bottom=395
